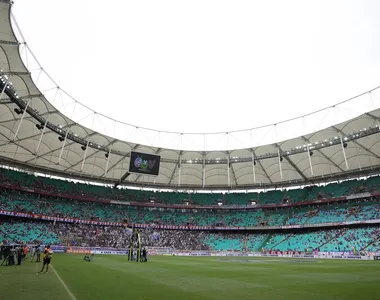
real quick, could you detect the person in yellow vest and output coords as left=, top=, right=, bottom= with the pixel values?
left=39, top=245, right=53, bottom=273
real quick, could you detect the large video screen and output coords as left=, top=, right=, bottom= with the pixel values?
left=128, top=151, right=161, bottom=176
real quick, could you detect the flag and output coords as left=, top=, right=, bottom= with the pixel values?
left=125, top=224, right=133, bottom=235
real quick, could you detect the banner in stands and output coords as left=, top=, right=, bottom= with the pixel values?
left=2, top=209, right=380, bottom=231
left=0, top=210, right=123, bottom=227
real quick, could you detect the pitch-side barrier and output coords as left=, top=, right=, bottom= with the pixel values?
left=172, top=251, right=376, bottom=260
left=49, top=246, right=379, bottom=260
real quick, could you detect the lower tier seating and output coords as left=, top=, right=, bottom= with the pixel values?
left=1, top=218, right=379, bottom=253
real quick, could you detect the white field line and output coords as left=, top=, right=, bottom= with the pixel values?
left=51, top=265, right=77, bottom=300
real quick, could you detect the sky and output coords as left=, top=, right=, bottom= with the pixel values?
left=10, top=0, right=380, bottom=150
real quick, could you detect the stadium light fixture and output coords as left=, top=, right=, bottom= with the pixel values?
left=13, top=108, right=22, bottom=115
left=35, top=123, right=44, bottom=130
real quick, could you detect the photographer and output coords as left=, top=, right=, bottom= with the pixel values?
left=1, top=245, right=11, bottom=266
left=9, top=246, right=15, bottom=266
left=17, top=245, right=23, bottom=265
left=142, top=248, right=148, bottom=262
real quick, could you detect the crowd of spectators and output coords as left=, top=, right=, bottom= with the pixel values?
left=1, top=190, right=380, bottom=230
left=264, top=226, right=380, bottom=253
left=2, top=168, right=380, bottom=206
left=1, top=217, right=379, bottom=253
left=1, top=168, right=380, bottom=253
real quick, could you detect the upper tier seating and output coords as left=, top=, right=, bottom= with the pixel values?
left=1, top=168, right=380, bottom=206
left=1, top=190, right=379, bottom=228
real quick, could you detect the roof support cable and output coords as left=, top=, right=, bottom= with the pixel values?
left=306, top=143, right=314, bottom=176
left=277, top=148, right=283, bottom=180
left=227, top=155, right=230, bottom=187
left=13, top=98, right=30, bottom=141
left=0, top=78, right=9, bottom=101
left=251, top=152, right=256, bottom=184
left=104, top=147, right=112, bottom=176
left=356, top=147, right=362, bottom=171
left=35, top=118, right=49, bottom=156
left=340, top=135, right=349, bottom=170
left=57, top=129, right=69, bottom=165
left=178, top=155, right=181, bottom=188
left=34, top=117, right=49, bottom=165
left=81, top=141, right=89, bottom=172
left=202, top=155, right=206, bottom=188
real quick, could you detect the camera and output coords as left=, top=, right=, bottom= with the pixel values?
left=0, top=245, right=12, bottom=266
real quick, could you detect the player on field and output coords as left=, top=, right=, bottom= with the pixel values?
left=22, top=245, right=28, bottom=261
left=30, top=246, right=35, bottom=262
left=39, top=245, right=53, bottom=273
left=36, top=245, right=41, bottom=262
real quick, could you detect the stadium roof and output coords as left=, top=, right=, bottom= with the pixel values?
left=1, top=0, right=380, bottom=190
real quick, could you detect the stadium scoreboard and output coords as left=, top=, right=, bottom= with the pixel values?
left=129, top=151, right=161, bottom=176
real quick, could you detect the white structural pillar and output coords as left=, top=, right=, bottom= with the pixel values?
left=0, top=78, right=9, bottom=101
left=306, top=144, right=314, bottom=176
left=278, top=148, right=283, bottom=180
left=81, top=141, right=89, bottom=171
left=356, top=147, right=362, bottom=171
left=104, top=147, right=112, bottom=176
left=178, top=156, right=181, bottom=187
left=202, top=156, right=206, bottom=188
left=57, top=129, right=69, bottom=164
left=13, top=99, right=30, bottom=141
left=251, top=152, right=256, bottom=184
left=36, top=118, right=49, bottom=154
left=227, top=156, right=230, bottom=187
left=340, top=136, right=349, bottom=170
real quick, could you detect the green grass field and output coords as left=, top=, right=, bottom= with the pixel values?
left=1, top=255, right=380, bottom=300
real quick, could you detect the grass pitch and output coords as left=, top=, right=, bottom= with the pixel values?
left=1, top=255, right=380, bottom=300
